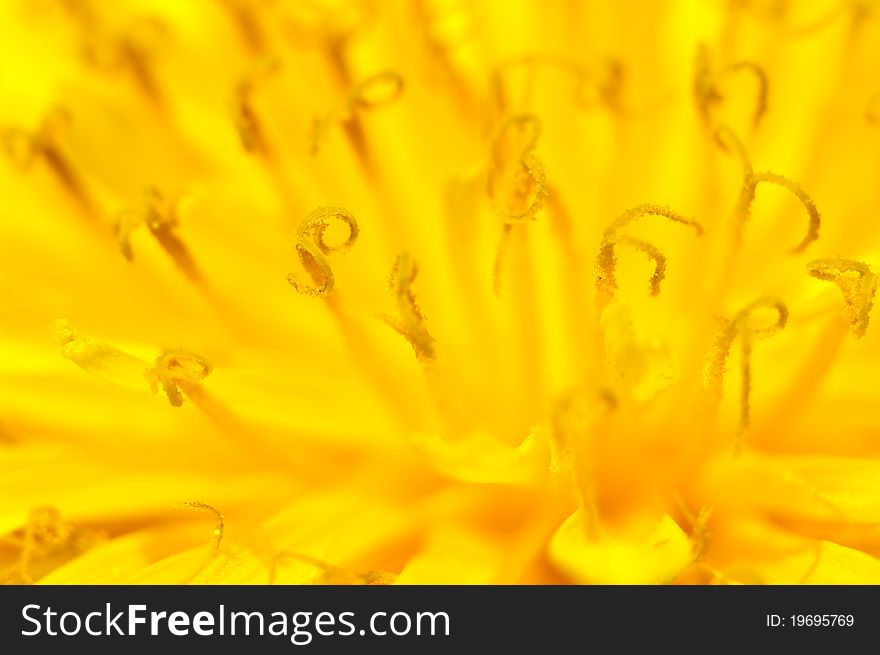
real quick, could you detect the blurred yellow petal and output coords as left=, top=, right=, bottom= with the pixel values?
left=395, top=529, right=503, bottom=584
left=724, top=541, right=880, bottom=585
left=413, top=430, right=549, bottom=486
left=39, top=524, right=210, bottom=584
left=549, top=511, right=693, bottom=584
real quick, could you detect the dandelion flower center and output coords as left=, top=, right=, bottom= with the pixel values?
left=2, top=0, right=880, bottom=585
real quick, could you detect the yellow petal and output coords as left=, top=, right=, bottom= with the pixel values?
left=549, top=510, right=693, bottom=584
left=413, top=430, right=549, bottom=486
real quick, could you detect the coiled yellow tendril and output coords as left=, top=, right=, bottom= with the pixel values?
left=487, top=114, right=547, bottom=223
left=807, top=258, right=877, bottom=338
left=704, top=298, right=789, bottom=451
left=716, top=125, right=820, bottom=254
left=145, top=350, right=213, bottom=407
left=595, top=204, right=703, bottom=308
left=2, top=107, right=95, bottom=214
left=175, top=501, right=224, bottom=557
left=288, top=207, right=359, bottom=296
left=694, top=44, right=768, bottom=128
left=383, top=252, right=437, bottom=362
left=311, top=71, right=404, bottom=154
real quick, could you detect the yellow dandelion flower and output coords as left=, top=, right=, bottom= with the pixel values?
left=2, top=0, right=880, bottom=586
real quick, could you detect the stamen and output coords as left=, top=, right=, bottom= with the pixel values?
left=2, top=108, right=97, bottom=217
left=217, top=0, right=268, bottom=54
left=56, top=327, right=289, bottom=465
left=287, top=207, right=359, bottom=296
left=714, top=124, right=753, bottom=180
left=288, top=218, right=426, bottom=431
left=750, top=172, right=820, bottom=253
left=704, top=298, right=788, bottom=452
left=311, top=71, right=404, bottom=156
left=486, top=114, right=547, bottom=223
left=175, top=501, right=224, bottom=557
left=383, top=252, right=437, bottom=362
left=54, top=321, right=229, bottom=431
left=229, top=59, right=305, bottom=211
left=694, top=44, right=768, bottom=128
left=234, top=58, right=281, bottom=158
left=8, top=507, right=76, bottom=584
left=145, top=350, right=213, bottom=407
left=579, top=58, right=625, bottom=114
left=595, top=204, right=703, bottom=308
left=115, top=187, right=204, bottom=285
left=604, top=202, right=704, bottom=236
left=410, top=0, right=483, bottom=110
left=694, top=44, right=721, bottom=118
left=721, top=62, right=769, bottom=127
left=601, top=236, right=667, bottom=296
left=487, top=114, right=548, bottom=295
left=807, top=258, right=877, bottom=338
left=492, top=223, right=514, bottom=296
left=83, top=17, right=170, bottom=106
left=716, top=125, right=821, bottom=253
left=490, top=58, right=534, bottom=113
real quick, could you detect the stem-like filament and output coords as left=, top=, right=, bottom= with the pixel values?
left=716, top=125, right=820, bottom=254
left=596, top=204, right=703, bottom=309
left=807, top=258, right=876, bottom=338
left=704, top=298, right=788, bottom=453
left=383, top=252, right=437, bottom=362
